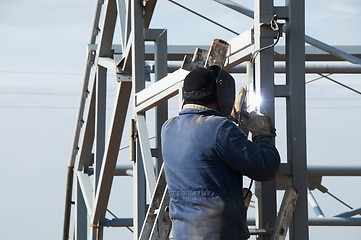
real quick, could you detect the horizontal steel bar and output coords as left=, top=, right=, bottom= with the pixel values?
left=115, top=164, right=361, bottom=177
left=309, top=217, right=361, bottom=226
left=135, top=68, right=188, bottom=112
left=167, top=62, right=361, bottom=74
left=278, top=164, right=361, bottom=176
left=104, top=218, right=133, bottom=227
left=247, top=217, right=361, bottom=226
left=307, top=166, right=361, bottom=176
left=104, top=216, right=361, bottom=227
left=93, top=44, right=361, bottom=63
left=114, top=165, right=133, bottom=176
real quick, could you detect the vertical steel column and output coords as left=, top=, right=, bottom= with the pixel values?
left=132, top=0, right=146, bottom=239
left=93, top=66, right=107, bottom=240
left=95, top=67, right=107, bottom=187
left=253, top=1, right=277, bottom=239
left=154, top=30, right=168, bottom=175
left=75, top=178, right=87, bottom=239
left=285, top=0, right=309, bottom=239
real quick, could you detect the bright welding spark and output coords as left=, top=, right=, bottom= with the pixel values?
left=248, top=91, right=262, bottom=112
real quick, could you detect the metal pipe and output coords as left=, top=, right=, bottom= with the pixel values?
left=166, top=62, right=361, bottom=74
left=62, top=1, right=104, bottom=239
left=104, top=218, right=134, bottom=227
left=309, top=217, right=361, bottom=226
left=308, top=166, right=361, bottom=176
left=247, top=217, right=361, bottom=226
left=62, top=167, right=74, bottom=240
left=114, top=165, right=133, bottom=176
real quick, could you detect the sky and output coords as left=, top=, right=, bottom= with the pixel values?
left=0, top=0, right=360, bottom=239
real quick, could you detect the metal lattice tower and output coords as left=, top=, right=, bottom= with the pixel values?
left=62, top=0, right=361, bottom=239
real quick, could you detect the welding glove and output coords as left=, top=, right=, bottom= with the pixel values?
left=229, top=87, right=249, bottom=135
left=230, top=87, right=246, bottom=122
left=247, top=111, right=275, bottom=138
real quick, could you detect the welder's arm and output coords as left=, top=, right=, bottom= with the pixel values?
left=217, top=120, right=280, bottom=181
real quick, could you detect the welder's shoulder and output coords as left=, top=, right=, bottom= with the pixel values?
left=162, top=116, right=178, bottom=127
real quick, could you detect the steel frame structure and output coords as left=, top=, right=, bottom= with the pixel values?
left=62, top=0, right=361, bottom=240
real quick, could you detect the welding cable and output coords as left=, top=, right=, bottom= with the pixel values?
left=243, top=179, right=254, bottom=201
left=250, top=15, right=281, bottom=63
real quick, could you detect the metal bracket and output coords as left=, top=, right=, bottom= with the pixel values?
left=130, top=118, right=138, bottom=162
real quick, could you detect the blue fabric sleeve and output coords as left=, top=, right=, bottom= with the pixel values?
left=216, top=120, right=280, bottom=181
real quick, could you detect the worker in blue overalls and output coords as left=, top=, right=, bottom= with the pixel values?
left=161, top=66, right=280, bottom=240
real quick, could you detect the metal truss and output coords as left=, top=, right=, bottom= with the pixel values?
left=62, top=0, right=361, bottom=240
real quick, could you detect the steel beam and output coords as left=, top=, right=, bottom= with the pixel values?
left=152, top=29, right=168, bottom=175
left=285, top=0, right=309, bottom=239
left=253, top=2, right=277, bottom=239
left=167, top=62, right=361, bottom=74
left=136, top=114, right=157, bottom=196
left=92, top=80, right=132, bottom=226
left=62, top=0, right=103, bottom=235
left=93, top=43, right=361, bottom=62
left=76, top=80, right=96, bottom=171
left=309, top=217, right=361, bottom=226
left=307, top=166, right=361, bottom=176
left=116, top=0, right=131, bottom=47
left=131, top=0, right=147, bottom=238
left=75, top=178, right=88, bottom=240
left=135, top=68, right=189, bottom=112
left=213, top=0, right=361, bottom=64
left=98, top=0, right=117, bottom=57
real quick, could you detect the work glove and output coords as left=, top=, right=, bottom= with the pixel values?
left=230, top=87, right=246, bottom=122
left=247, top=111, right=275, bottom=138
left=229, top=87, right=249, bottom=135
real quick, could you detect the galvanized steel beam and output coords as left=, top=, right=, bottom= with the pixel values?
left=252, top=2, right=278, bottom=239
left=285, top=1, right=309, bottom=239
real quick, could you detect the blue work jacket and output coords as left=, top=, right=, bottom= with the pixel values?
left=161, top=104, right=280, bottom=240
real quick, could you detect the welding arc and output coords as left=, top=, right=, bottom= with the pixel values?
left=167, top=0, right=239, bottom=35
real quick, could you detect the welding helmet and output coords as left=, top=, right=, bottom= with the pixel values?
left=183, top=65, right=235, bottom=116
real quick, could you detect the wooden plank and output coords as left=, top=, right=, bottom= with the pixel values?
left=271, top=187, right=299, bottom=240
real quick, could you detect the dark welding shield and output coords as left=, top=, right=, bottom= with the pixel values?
left=208, top=65, right=235, bottom=116
left=183, top=66, right=235, bottom=116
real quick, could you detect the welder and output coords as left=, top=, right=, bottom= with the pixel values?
left=161, top=66, right=280, bottom=240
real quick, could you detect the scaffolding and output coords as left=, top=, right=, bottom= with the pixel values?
left=62, top=0, right=361, bottom=239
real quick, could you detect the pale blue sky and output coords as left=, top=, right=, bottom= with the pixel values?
left=0, top=0, right=360, bottom=239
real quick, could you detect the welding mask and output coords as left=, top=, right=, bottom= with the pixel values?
left=183, top=65, right=235, bottom=116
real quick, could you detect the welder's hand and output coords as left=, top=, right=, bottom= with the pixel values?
left=247, top=111, right=275, bottom=138
left=230, top=87, right=246, bottom=122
